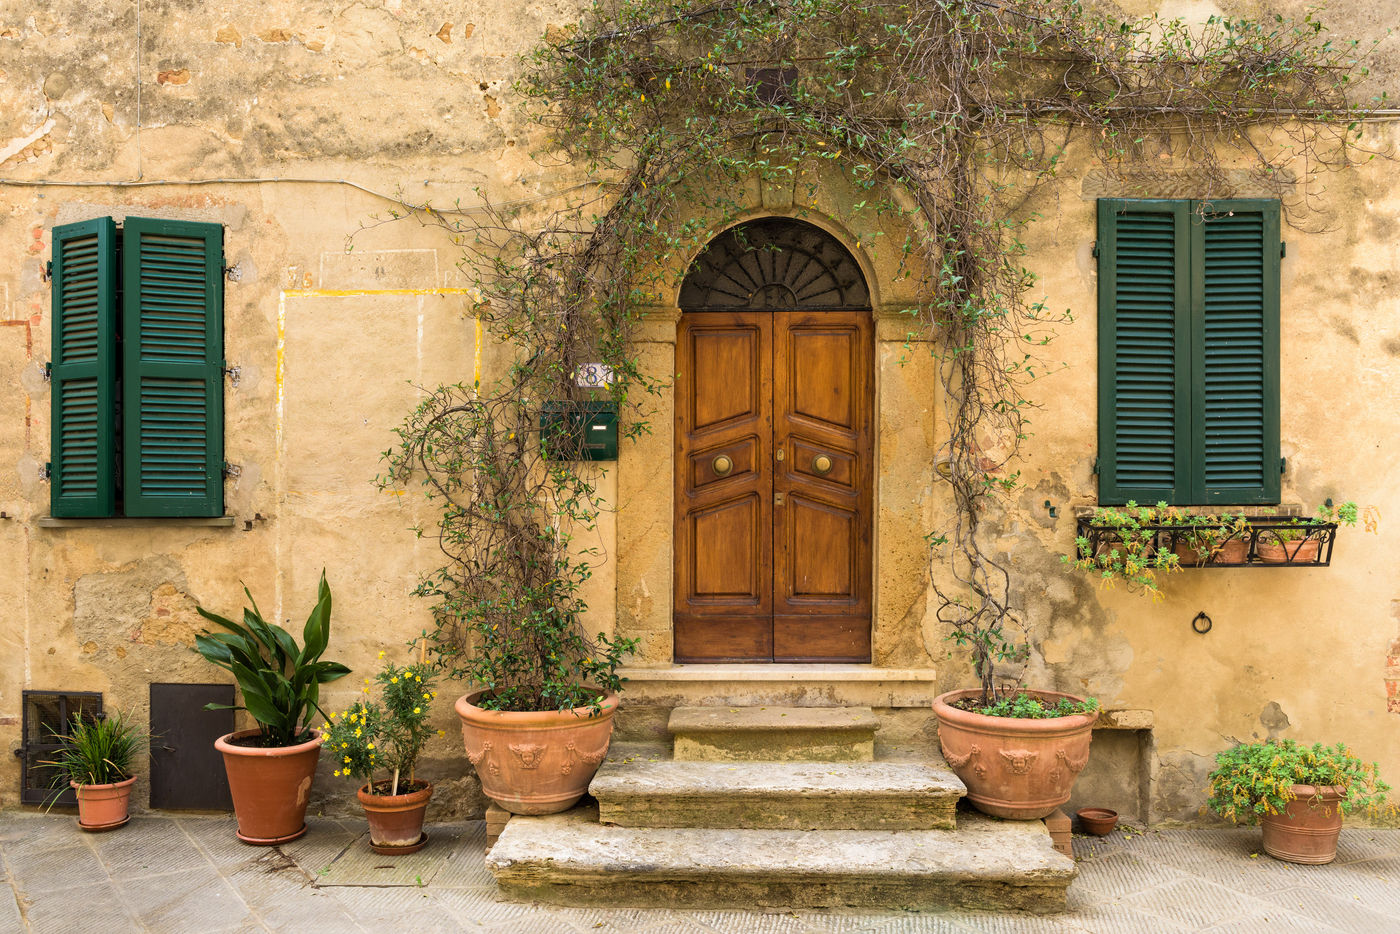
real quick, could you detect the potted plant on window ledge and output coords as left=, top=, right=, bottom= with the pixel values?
left=194, top=572, right=350, bottom=844
left=325, top=648, right=444, bottom=854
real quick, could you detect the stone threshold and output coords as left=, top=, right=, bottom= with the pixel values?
left=616, top=665, right=940, bottom=709
left=618, top=664, right=939, bottom=682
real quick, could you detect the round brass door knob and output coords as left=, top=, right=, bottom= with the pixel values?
left=712, top=454, right=734, bottom=477
left=812, top=454, right=833, bottom=475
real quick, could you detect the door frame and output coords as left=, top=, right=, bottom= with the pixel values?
left=611, top=209, right=941, bottom=669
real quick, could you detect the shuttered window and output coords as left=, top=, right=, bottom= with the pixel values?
left=1097, top=199, right=1280, bottom=506
left=49, top=217, right=224, bottom=518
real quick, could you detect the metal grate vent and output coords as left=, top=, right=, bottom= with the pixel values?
left=17, top=691, right=103, bottom=806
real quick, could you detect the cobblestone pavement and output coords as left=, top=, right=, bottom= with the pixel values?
left=0, top=813, right=1396, bottom=933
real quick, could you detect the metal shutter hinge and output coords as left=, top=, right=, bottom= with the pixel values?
left=43, top=362, right=52, bottom=382
left=1280, top=457, right=1287, bottom=474
left=40, top=462, right=51, bottom=480
left=1091, top=241, right=1099, bottom=258
left=222, top=462, right=242, bottom=480
left=1092, top=456, right=1100, bottom=475
left=42, top=261, right=52, bottom=283
left=222, top=362, right=241, bottom=386
left=224, top=264, right=242, bottom=282
left=1280, top=242, right=1286, bottom=259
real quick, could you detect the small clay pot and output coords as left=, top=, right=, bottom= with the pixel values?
left=1077, top=807, right=1118, bottom=836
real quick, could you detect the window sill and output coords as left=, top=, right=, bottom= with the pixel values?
left=36, top=516, right=238, bottom=529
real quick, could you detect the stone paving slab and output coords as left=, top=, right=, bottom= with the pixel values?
left=0, top=812, right=1396, bottom=932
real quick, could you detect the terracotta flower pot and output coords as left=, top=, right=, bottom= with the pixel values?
left=1076, top=806, right=1118, bottom=836
left=215, top=728, right=322, bottom=845
left=455, top=690, right=618, bottom=815
left=933, top=689, right=1097, bottom=820
left=1174, top=537, right=1248, bottom=566
left=358, top=780, right=433, bottom=853
left=73, top=775, right=137, bottom=832
left=1260, top=784, right=1344, bottom=864
left=1256, top=538, right=1321, bottom=564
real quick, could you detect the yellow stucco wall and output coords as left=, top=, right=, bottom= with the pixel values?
left=0, top=0, right=1395, bottom=822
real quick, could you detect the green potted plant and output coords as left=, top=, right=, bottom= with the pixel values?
left=324, top=650, right=444, bottom=854
left=1207, top=738, right=1390, bottom=864
left=1255, top=501, right=1365, bottom=564
left=194, top=571, right=350, bottom=844
left=1065, top=501, right=1182, bottom=597
left=380, top=387, right=637, bottom=816
left=1170, top=512, right=1249, bottom=566
left=42, top=709, right=146, bottom=832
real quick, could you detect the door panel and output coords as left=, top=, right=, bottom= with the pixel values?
left=675, top=309, right=872, bottom=663
left=674, top=314, right=774, bottom=661
left=773, top=312, right=873, bottom=661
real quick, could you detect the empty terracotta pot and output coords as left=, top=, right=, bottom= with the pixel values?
left=1077, top=807, right=1118, bottom=835
left=74, top=775, right=136, bottom=831
left=1256, top=538, right=1321, bottom=564
left=456, top=690, right=618, bottom=815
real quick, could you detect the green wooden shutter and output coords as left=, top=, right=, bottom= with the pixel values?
left=121, top=218, right=224, bottom=517
left=50, top=218, right=118, bottom=517
left=1189, top=200, right=1280, bottom=504
left=1097, top=200, right=1191, bottom=505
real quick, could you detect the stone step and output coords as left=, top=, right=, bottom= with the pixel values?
left=591, top=757, right=965, bottom=830
left=487, top=804, right=1076, bottom=911
left=668, top=705, right=879, bottom=761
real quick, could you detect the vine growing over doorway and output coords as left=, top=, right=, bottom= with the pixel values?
left=385, top=0, right=1381, bottom=704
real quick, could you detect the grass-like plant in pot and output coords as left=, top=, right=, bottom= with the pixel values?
left=380, top=388, right=638, bottom=816
left=1255, top=501, right=1369, bottom=564
left=42, top=709, right=146, bottom=832
left=194, top=571, right=350, bottom=844
left=324, top=650, right=445, bottom=854
left=1207, top=738, right=1390, bottom=864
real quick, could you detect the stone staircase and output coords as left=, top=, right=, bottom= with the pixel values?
left=486, top=705, right=1077, bottom=911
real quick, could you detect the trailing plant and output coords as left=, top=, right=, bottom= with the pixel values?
left=369, top=0, right=1381, bottom=707
left=968, top=693, right=1099, bottom=720
left=194, top=572, right=351, bottom=746
left=324, top=649, right=445, bottom=796
left=41, top=709, right=146, bottom=797
left=1066, top=501, right=1183, bottom=596
left=1207, top=739, right=1390, bottom=824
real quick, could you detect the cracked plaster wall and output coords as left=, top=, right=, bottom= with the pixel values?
left=0, top=0, right=1396, bottom=824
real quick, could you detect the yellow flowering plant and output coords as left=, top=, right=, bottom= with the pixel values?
left=322, top=655, right=440, bottom=797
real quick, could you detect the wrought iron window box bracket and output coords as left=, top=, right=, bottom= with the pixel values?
left=1074, top=514, right=1339, bottom=568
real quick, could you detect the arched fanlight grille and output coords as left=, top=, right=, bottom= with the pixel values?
left=679, top=219, right=870, bottom=310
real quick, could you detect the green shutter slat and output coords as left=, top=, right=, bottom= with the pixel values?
left=121, top=218, right=224, bottom=517
left=1097, top=200, right=1190, bottom=504
left=1190, top=201, right=1280, bottom=504
left=50, top=219, right=118, bottom=517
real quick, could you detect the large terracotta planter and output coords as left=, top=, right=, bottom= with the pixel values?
left=933, top=689, right=1097, bottom=820
left=358, top=780, right=433, bottom=853
left=1260, top=784, right=1344, bottom=864
left=455, top=690, right=618, bottom=815
left=215, top=729, right=322, bottom=845
left=1256, top=538, right=1321, bottom=564
left=74, top=775, right=137, bottom=832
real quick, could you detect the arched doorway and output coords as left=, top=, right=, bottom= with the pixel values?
left=673, top=219, right=874, bottom=663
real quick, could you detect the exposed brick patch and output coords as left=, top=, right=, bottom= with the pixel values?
left=215, top=25, right=242, bottom=48
left=156, top=68, right=190, bottom=85
left=436, top=22, right=453, bottom=43
left=1386, top=639, right=1400, bottom=714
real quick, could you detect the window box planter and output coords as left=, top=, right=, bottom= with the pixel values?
left=1074, top=514, right=1339, bottom=568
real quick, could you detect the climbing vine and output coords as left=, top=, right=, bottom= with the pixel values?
left=381, top=0, right=1382, bottom=706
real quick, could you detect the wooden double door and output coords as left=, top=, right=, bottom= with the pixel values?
left=674, top=309, right=874, bottom=662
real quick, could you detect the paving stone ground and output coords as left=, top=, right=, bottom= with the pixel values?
left=0, top=813, right=1396, bottom=933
